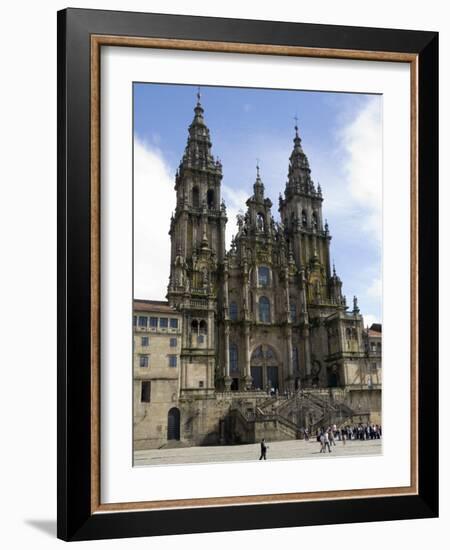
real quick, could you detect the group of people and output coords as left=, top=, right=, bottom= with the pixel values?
left=257, top=423, right=382, bottom=459
left=314, top=423, right=382, bottom=453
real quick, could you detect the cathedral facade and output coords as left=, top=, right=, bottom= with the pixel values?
left=134, top=94, right=381, bottom=451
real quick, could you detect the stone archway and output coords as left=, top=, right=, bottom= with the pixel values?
left=250, top=344, right=279, bottom=392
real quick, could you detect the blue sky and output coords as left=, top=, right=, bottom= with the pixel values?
left=133, top=83, right=382, bottom=326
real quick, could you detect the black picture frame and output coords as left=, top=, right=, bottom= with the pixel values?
left=57, top=7, right=438, bottom=541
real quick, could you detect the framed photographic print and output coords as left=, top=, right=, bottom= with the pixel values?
left=57, top=8, right=438, bottom=541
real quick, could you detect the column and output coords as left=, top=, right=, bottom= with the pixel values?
left=224, top=323, right=231, bottom=391
left=285, top=272, right=294, bottom=388
left=286, top=327, right=294, bottom=394
left=243, top=324, right=252, bottom=390
left=303, top=324, right=312, bottom=380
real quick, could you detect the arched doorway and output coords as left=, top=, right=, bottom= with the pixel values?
left=251, top=344, right=279, bottom=391
left=167, top=407, right=180, bottom=441
left=327, top=365, right=340, bottom=388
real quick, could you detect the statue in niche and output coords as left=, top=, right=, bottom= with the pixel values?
left=202, top=267, right=209, bottom=289
left=315, top=279, right=321, bottom=302
left=256, top=213, right=264, bottom=232
left=174, top=247, right=185, bottom=287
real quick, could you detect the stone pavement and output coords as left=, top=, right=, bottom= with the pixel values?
left=134, top=438, right=382, bottom=467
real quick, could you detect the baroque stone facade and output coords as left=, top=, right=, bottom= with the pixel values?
left=133, top=94, right=382, bottom=451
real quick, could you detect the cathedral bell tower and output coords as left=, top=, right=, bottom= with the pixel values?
left=167, top=92, right=227, bottom=396
left=279, top=123, right=337, bottom=303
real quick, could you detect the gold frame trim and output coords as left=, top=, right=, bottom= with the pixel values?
left=90, top=35, right=419, bottom=514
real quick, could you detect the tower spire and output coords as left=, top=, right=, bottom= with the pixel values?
left=253, top=161, right=264, bottom=200
left=285, top=121, right=314, bottom=197
left=179, top=90, right=221, bottom=175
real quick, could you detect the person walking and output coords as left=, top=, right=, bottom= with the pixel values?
left=323, top=430, right=332, bottom=453
left=319, top=431, right=325, bottom=453
left=329, top=428, right=336, bottom=446
left=259, top=438, right=268, bottom=460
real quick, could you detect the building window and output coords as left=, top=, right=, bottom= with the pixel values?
left=192, top=186, right=199, bottom=208
left=371, top=362, right=378, bottom=372
left=139, top=355, right=149, bottom=368
left=141, top=381, right=151, bottom=403
left=199, top=381, right=204, bottom=388
left=133, top=315, right=137, bottom=326
left=170, top=337, right=177, bottom=347
left=149, top=317, right=158, bottom=328
left=258, top=266, right=270, bottom=287
left=377, top=342, right=381, bottom=352
left=159, top=318, right=168, bottom=328
left=138, top=316, right=148, bottom=327
left=371, top=342, right=376, bottom=352
left=290, top=301, right=297, bottom=323
left=229, top=301, right=238, bottom=321
left=229, top=343, right=238, bottom=373
left=199, top=320, right=207, bottom=335
left=207, top=188, right=215, bottom=209
left=170, top=318, right=178, bottom=329
left=258, top=296, right=271, bottom=323
left=312, top=211, right=318, bottom=230
left=141, top=336, right=149, bottom=347
left=168, top=355, right=177, bottom=368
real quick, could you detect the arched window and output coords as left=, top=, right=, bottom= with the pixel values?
left=258, top=296, right=271, bottom=323
left=376, top=342, right=381, bottom=352
left=191, top=319, right=199, bottom=333
left=192, top=186, right=199, bottom=208
left=199, top=320, right=207, bottom=335
left=229, top=301, right=238, bottom=321
left=207, top=188, right=215, bottom=209
left=229, top=343, right=238, bottom=373
left=292, top=346, right=299, bottom=373
left=312, top=211, right=318, bottom=230
left=290, top=301, right=297, bottom=323
left=258, top=266, right=270, bottom=287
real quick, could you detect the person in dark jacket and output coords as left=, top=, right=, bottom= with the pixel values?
left=259, top=438, right=268, bottom=460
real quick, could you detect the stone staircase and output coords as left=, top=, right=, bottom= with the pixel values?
left=229, top=388, right=358, bottom=443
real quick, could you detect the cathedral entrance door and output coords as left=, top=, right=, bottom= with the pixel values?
left=167, top=407, right=180, bottom=441
left=251, top=345, right=279, bottom=392
left=267, top=366, right=279, bottom=391
left=251, top=367, right=263, bottom=390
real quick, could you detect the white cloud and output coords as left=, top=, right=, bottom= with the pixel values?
left=338, top=97, right=382, bottom=239
left=221, top=184, right=248, bottom=249
left=134, top=139, right=175, bottom=300
left=367, top=276, right=382, bottom=299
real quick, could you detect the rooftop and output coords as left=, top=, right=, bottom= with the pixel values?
left=134, top=299, right=179, bottom=315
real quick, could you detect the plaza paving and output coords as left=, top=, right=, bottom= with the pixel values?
left=134, top=438, right=382, bottom=467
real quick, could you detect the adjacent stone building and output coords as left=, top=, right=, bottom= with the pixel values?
left=133, top=94, right=382, bottom=450
left=133, top=300, right=182, bottom=449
